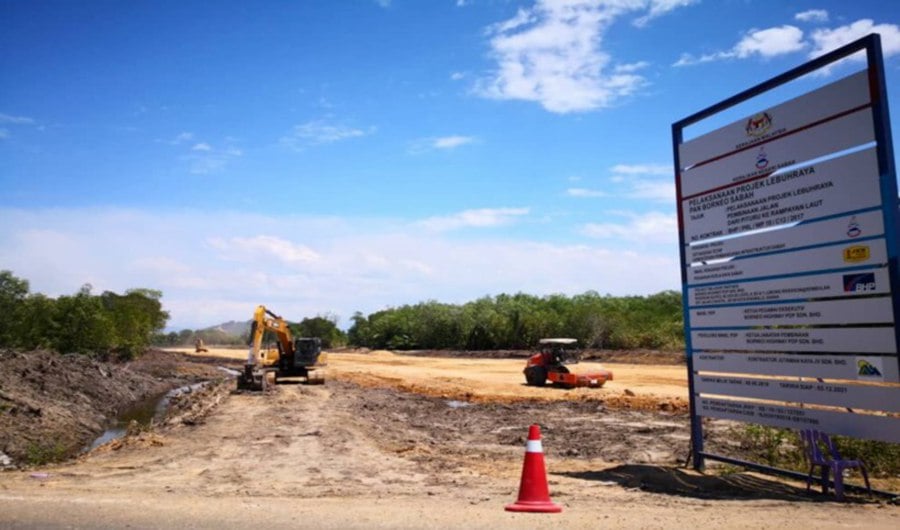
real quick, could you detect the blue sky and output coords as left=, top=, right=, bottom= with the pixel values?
left=2, top=0, right=899, bottom=329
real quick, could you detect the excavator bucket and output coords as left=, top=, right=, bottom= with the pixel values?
left=236, top=366, right=266, bottom=391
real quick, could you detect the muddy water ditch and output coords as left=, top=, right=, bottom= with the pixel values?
left=0, top=349, right=239, bottom=467
left=86, top=382, right=208, bottom=451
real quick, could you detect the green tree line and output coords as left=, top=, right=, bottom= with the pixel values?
left=348, top=290, right=684, bottom=351
left=152, top=314, right=348, bottom=349
left=152, top=328, right=247, bottom=348
left=290, top=315, right=347, bottom=348
left=3, top=268, right=683, bottom=355
left=0, top=270, right=169, bottom=359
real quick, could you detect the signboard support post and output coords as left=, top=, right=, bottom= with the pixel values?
left=868, top=37, right=900, bottom=364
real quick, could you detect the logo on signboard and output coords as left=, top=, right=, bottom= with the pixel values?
left=856, top=358, right=884, bottom=380
left=745, top=112, right=772, bottom=137
left=842, top=245, right=870, bottom=263
left=843, top=273, right=876, bottom=292
left=755, top=147, right=769, bottom=169
left=846, top=216, right=862, bottom=238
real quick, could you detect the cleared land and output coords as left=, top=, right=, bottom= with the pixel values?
left=185, top=347, right=689, bottom=407
left=0, top=348, right=896, bottom=529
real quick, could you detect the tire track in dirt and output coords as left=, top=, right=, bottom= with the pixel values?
left=45, top=382, right=439, bottom=499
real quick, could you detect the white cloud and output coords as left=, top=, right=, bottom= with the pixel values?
left=409, top=135, right=476, bottom=153
left=566, top=187, right=607, bottom=198
left=417, top=207, right=530, bottom=232
left=676, top=18, right=900, bottom=68
left=0, top=208, right=680, bottom=329
left=188, top=157, right=226, bottom=175
left=795, top=9, right=829, bottom=23
left=610, top=163, right=671, bottom=176
left=169, top=132, right=194, bottom=144
left=433, top=135, right=475, bottom=149
left=633, top=0, right=699, bottom=28
left=581, top=211, right=677, bottom=244
left=181, top=138, right=244, bottom=175
left=608, top=163, right=674, bottom=202
left=809, top=19, right=900, bottom=59
left=0, top=113, right=35, bottom=125
left=476, top=1, right=693, bottom=113
left=209, top=235, right=321, bottom=265
left=673, top=51, right=729, bottom=67
left=734, top=25, right=806, bottom=58
left=675, top=25, right=806, bottom=66
left=489, top=7, right=535, bottom=35
left=564, top=163, right=673, bottom=202
left=628, top=180, right=675, bottom=202
left=133, top=256, right=192, bottom=276
left=614, top=61, right=650, bottom=73
left=450, top=71, right=466, bottom=81
left=281, top=120, right=373, bottom=150
left=0, top=113, right=36, bottom=138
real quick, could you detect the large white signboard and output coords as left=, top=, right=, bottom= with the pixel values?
left=691, top=327, right=897, bottom=353
left=698, top=397, right=900, bottom=444
left=687, top=209, right=885, bottom=263
left=688, top=238, right=889, bottom=285
left=694, top=352, right=900, bottom=383
left=676, top=36, right=900, bottom=471
left=680, top=109, right=875, bottom=197
left=688, top=268, right=892, bottom=306
left=682, top=148, right=882, bottom=244
left=696, top=374, right=900, bottom=412
left=690, top=297, right=894, bottom=327
left=680, top=71, right=871, bottom=168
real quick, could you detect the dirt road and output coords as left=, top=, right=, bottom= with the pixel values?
left=1, top=348, right=896, bottom=529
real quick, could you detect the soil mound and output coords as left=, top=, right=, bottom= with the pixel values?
left=0, top=349, right=227, bottom=467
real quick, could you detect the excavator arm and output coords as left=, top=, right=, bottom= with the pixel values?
left=247, top=305, right=295, bottom=367
left=238, top=305, right=324, bottom=391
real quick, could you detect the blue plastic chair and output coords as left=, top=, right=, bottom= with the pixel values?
left=800, top=429, right=871, bottom=500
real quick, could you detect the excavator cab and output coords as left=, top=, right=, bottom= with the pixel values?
left=293, top=337, right=322, bottom=368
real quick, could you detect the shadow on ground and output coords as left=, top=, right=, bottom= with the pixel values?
left=557, top=464, right=864, bottom=503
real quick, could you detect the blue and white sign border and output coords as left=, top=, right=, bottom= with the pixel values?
left=672, top=34, right=900, bottom=476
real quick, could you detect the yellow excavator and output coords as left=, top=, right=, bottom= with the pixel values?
left=236, top=305, right=327, bottom=391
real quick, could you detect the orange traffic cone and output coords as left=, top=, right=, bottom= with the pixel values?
left=505, top=424, right=562, bottom=513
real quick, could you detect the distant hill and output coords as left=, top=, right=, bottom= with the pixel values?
left=205, top=320, right=251, bottom=337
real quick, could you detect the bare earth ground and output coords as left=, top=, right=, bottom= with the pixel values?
left=0, top=347, right=897, bottom=529
left=0, top=349, right=228, bottom=464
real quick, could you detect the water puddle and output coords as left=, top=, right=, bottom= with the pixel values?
left=86, top=382, right=208, bottom=452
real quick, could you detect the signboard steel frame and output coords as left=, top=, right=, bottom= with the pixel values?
left=672, top=34, right=900, bottom=483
